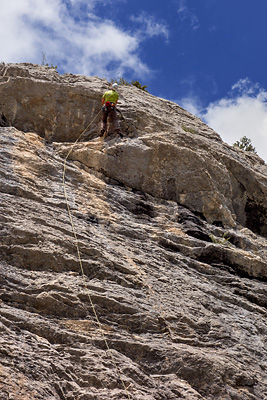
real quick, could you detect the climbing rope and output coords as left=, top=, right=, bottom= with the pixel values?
left=62, top=106, right=177, bottom=398
left=62, top=109, right=132, bottom=399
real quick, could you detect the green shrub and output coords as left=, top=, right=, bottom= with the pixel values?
left=182, top=125, right=196, bottom=134
left=111, top=77, right=130, bottom=86
left=233, top=136, right=257, bottom=153
left=111, top=77, right=148, bottom=92
left=131, top=80, right=148, bottom=92
left=209, top=232, right=231, bottom=245
left=41, top=52, right=57, bottom=71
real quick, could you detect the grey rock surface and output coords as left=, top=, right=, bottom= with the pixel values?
left=0, top=63, right=267, bottom=400
left=1, top=63, right=267, bottom=235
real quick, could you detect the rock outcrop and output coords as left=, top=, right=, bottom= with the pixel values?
left=0, top=63, right=267, bottom=400
left=1, top=63, right=267, bottom=236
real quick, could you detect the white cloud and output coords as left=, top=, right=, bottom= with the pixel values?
left=203, top=88, right=267, bottom=162
left=177, top=0, right=187, bottom=14
left=231, top=77, right=261, bottom=96
left=201, top=79, right=267, bottom=162
left=131, top=12, right=169, bottom=40
left=176, top=0, right=199, bottom=30
left=178, top=96, right=203, bottom=116
left=176, top=78, right=267, bottom=163
left=0, top=0, right=164, bottom=78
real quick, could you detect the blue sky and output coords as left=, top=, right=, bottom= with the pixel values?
left=1, top=0, right=267, bottom=161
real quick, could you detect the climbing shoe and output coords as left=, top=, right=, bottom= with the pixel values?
left=100, top=129, right=106, bottom=137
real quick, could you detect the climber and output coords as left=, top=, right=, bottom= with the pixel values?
left=100, top=83, right=123, bottom=138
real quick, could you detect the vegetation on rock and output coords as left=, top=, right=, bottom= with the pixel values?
left=111, top=77, right=148, bottom=91
left=233, top=135, right=257, bottom=153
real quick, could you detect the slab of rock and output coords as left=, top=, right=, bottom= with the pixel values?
left=1, top=63, right=266, bottom=235
left=0, top=64, right=267, bottom=400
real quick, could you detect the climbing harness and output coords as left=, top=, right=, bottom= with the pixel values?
left=101, top=102, right=116, bottom=113
left=104, top=101, right=115, bottom=108
left=62, top=109, right=132, bottom=399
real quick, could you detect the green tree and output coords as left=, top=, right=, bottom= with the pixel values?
left=233, top=136, right=257, bottom=153
left=111, top=77, right=130, bottom=86
left=131, top=80, right=148, bottom=92
left=111, top=77, right=148, bottom=92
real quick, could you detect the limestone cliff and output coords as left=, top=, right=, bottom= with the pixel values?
left=0, top=63, right=266, bottom=400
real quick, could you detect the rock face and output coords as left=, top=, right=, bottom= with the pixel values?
left=0, top=63, right=267, bottom=400
left=1, top=63, right=267, bottom=236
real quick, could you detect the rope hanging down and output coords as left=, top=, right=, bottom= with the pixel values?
left=62, top=109, right=132, bottom=399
